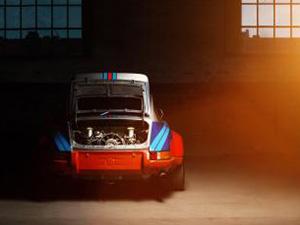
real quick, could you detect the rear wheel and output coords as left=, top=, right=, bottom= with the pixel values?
left=169, top=162, right=185, bottom=191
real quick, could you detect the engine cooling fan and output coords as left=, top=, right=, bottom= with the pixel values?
left=100, top=133, right=125, bottom=146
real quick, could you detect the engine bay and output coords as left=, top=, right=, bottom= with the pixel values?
left=72, top=120, right=149, bottom=146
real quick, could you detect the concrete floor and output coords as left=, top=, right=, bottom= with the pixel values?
left=1, top=81, right=300, bottom=225
left=1, top=155, right=300, bottom=225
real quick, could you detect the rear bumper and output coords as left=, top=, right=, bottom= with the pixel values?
left=53, top=150, right=183, bottom=180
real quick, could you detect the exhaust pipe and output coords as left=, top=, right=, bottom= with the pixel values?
left=105, top=180, right=116, bottom=185
left=160, top=172, right=167, bottom=178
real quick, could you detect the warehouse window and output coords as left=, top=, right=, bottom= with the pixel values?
left=0, top=0, right=82, bottom=40
left=242, top=0, right=300, bottom=38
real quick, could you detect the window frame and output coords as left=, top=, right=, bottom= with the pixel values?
left=0, top=0, right=82, bottom=40
left=241, top=0, right=300, bottom=38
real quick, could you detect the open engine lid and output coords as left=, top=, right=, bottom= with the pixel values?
left=71, top=73, right=151, bottom=117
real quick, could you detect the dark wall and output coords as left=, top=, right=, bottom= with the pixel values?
left=86, top=0, right=227, bottom=57
left=0, top=0, right=232, bottom=83
left=83, top=0, right=228, bottom=77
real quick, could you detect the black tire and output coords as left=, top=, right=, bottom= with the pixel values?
left=169, top=163, right=185, bottom=191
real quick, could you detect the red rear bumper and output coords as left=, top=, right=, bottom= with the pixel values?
left=53, top=150, right=183, bottom=179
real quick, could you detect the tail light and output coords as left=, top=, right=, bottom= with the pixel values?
left=150, top=151, right=171, bottom=160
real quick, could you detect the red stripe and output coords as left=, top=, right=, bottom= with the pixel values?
left=108, top=72, right=113, bottom=80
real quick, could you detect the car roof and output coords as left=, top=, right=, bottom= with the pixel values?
left=74, top=73, right=149, bottom=83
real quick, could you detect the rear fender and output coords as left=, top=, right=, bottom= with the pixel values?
left=170, top=131, right=184, bottom=157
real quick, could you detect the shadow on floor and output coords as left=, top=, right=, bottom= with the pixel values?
left=0, top=173, right=175, bottom=202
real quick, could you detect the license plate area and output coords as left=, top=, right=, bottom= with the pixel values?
left=74, top=151, right=143, bottom=171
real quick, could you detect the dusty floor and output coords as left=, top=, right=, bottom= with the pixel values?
left=1, top=81, right=300, bottom=225
left=1, top=155, right=300, bottom=225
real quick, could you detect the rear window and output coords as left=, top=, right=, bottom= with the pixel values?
left=77, top=97, right=142, bottom=111
left=75, top=84, right=143, bottom=96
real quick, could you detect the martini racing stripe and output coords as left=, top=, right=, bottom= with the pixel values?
left=113, top=72, right=117, bottom=80
left=108, top=72, right=113, bottom=80
left=150, top=124, right=167, bottom=151
left=150, top=123, right=171, bottom=152
left=156, top=127, right=170, bottom=151
left=54, top=135, right=64, bottom=152
left=103, top=72, right=108, bottom=80
left=102, top=72, right=117, bottom=81
left=54, top=132, right=71, bottom=152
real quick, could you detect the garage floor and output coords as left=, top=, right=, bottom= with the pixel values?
left=1, top=82, right=300, bottom=225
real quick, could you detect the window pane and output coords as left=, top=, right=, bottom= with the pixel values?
left=53, top=6, right=67, bottom=28
left=69, top=29, right=81, bottom=38
left=0, top=30, right=4, bottom=39
left=242, top=5, right=257, bottom=26
left=242, top=28, right=257, bottom=38
left=292, top=28, right=300, bottom=37
left=7, top=0, right=20, bottom=5
left=38, top=6, right=51, bottom=28
left=22, top=0, right=35, bottom=5
left=69, top=6, right=81, bottom=28
left=53, top=0, right=67, bottom=5
left=259, top=0, right=273, bottom=3
left=22, top=6, right=35, bottom=28
left=276, top=5, right=290, bottom=26
left=22, top=30, right=28, bottom=39
left=259, top=5, right=273, bottom=26
left=0, top=7, right=4, bottom=28
left=7, top=30, right=20, bottom=39
left=70, top=0, right=81, bottom=5
left=26, top=31, right=40, bottom=39
left=54, top=29, right=67, bottom=38
left=22, top=30, right=32, bottom=39
left=293, top=5, right=300, bottom=26
left=6, top=7, right=20, bottom=28
left=38, top=0, right=51, bottom=4
left=276, top=0, right=290, bottom=3
left=259, top=28, right=274, bottom=37
left=0, top=0, right=4, bottom=5
left=39, top=29, right=51, bottom=38
left=276, top=28, right=291, bottom=38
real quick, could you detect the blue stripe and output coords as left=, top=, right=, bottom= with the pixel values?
left=54, top=135, right=65, bottom=151
left=150, top=124, right=167, bottom=150
left=54, top=132, right=71, bottom=152
left=103, top=72, right=108, bottom=80
left=58, top=133, right=71, bottom=151
left=113, top=72, right=117, bottom=80
left=156, top=128, right=170, bottom=151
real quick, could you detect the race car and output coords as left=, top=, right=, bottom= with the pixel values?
left=42, top=72, right=184, bottom=190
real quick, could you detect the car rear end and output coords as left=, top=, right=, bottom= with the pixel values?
left=50, top=72, right=184, bottom=190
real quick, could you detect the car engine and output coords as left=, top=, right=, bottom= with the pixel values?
left=73, top=120, right=149, bottom=146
